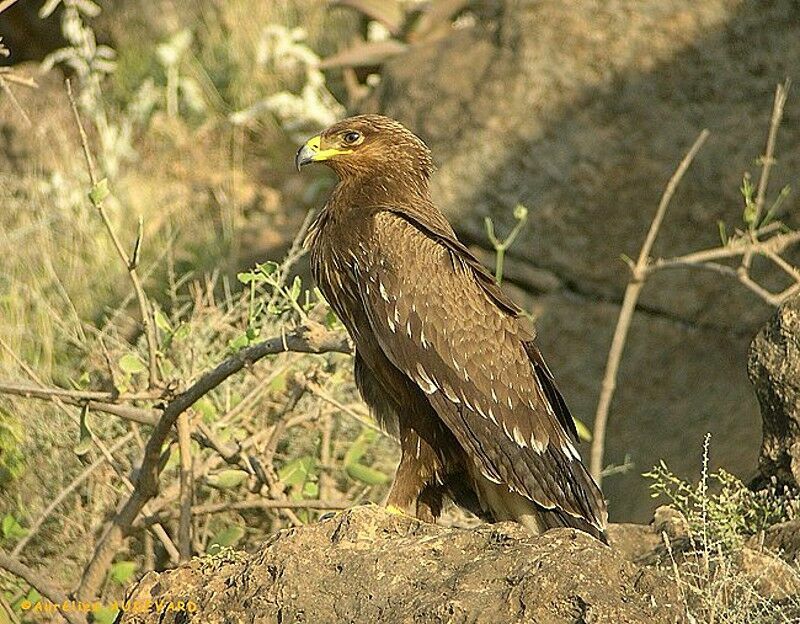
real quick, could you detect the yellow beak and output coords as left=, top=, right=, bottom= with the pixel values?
left=295, top=135, right=353, bottom=170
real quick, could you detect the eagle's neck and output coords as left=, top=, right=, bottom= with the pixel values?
left=328, top=169, right=432, bottom=212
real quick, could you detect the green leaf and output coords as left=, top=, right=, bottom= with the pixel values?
left=741, top=173, right=757, bottom=227
left=109, top=560, right=138, bottom=584
left=93, top=606, right=120, bottom=624
left=302, top=481, right=319, bottom=499
left=324, top=309, right=341, bottom=329
left=269, top=371, right=288, bottom=393
left=119, top=353, right=146, bottom=375
left=258, top=261, right=279, bottom=276
left=346, top=463, right=389, bottom=485
left=228, top=333, right=249, bottom=353
left=74, top=404, right=94, bottom=457
left=278, top=456, right=316, bottom=487
left=173, top=323, right=191, bottom=341
left=208, top=525, right=244, bottom=554
left=237, top=271, right=256, bottom=285
left=573, top=417, right=592, bottom=442
left=717, top=220, right=728, bottom=246
left=1, top=513, right=27, bottom=540
left=206, top=469, right=249, bottom=489
left=289, top=276, right=302, bottom=302
left=88, top=178, right=110, bottom=206
left=194, top=397, right=218, bottom=423
left=344, top=429, right=377, bottom=467
left=154, top=308, right=172, bottom=333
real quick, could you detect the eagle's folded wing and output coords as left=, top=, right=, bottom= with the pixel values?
left=352, top=209, right=606, bottom=530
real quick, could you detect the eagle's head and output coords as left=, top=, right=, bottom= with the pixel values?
left=295, top=114, right=434, bottom=182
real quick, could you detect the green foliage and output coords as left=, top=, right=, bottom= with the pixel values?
left=73, top=404, right=94, bottom=457
left=645, top=456, right=797, bottom=551
left=230, top=262, right=324, bottom=352
left=206, top=469, right=249, bottom=490
left=344, top=429, right=389, bottom=485
left=207, top=525, right=245, bottom=555
left=88, top=178, right=110, bottom=207
left=644, top=436, right=800, bottom=622
left=484, top=203, right=529, bottom=284
left=1, top=513, right=27, bottom=543
left=108, top=560, right=138, bottom=585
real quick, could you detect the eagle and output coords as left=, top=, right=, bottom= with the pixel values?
left=296, top=115, right=607, bottom=541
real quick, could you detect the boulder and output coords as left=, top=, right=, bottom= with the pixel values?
left=118, top=506, right=684, bottom=624
left=748, top=294, right=800, bottom=488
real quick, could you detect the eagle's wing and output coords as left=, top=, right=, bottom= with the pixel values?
left=354, top=208, right=606, bottom=530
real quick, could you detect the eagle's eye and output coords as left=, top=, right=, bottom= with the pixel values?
left=343, top=131, right=361, bottom=145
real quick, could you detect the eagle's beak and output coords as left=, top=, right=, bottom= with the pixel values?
left=295, top=135, right=320, bottom=171
left=295, top=134, right=354, bottom=171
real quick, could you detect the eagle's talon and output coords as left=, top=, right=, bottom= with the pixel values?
left=385, top=504, right=410, bottom=517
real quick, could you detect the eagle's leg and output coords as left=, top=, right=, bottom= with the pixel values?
left=385, top=428, right=443, bottom=523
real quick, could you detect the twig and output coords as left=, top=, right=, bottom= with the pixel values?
left=0, top=383, right=159, bottom=426
left=66, top=79, right=160, bottom=389
left=590, top=130, right=709, bottom=484
left=176, top=413, right=193, bottom=561
left=305, top=380, right=387, bottom=436
left=75, top=322, right=349, bottom=600
left=0, top=76, right=32, bottom=127
left=0, top=551, right=88, bottom=624
left=11, top=433, right=135, bottom=557
left=753, top=81, right=789, bottom=232
left=0, top=382, right=161, bottom=403
left=190, top=499, right=349, bottom=515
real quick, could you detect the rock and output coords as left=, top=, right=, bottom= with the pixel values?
left=739, top=547, right=800, bottom=601
left=369, top=0, right=800, bottom=520
left=748, top=294, right=800, bottom=488
left=748, top=519, right=800, bottom=564
left=652, top=506, right=690, bottom=541
left=117, top=507, right=684, bottom=624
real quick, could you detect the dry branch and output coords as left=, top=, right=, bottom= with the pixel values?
left=589, top=129, right=710, bottom=483
left=66, top=79, right=160, bottom=388
left=590, top=83, right=799, bottom=484
left=75, top=322, right=349, bottom=600
left=0, top=551, right=88, bottom=624
left=0, top=382, right=160, bottom=425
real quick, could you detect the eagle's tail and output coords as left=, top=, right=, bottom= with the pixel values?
left=472, top=473, right=608, bottom=544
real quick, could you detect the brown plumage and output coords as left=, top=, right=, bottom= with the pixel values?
left=297, top=114, right=608, bottom=541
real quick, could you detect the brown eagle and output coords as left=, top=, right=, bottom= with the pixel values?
left=296, top=115, right=607, bottom=541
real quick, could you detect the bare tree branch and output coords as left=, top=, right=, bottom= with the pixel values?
left=0, top=383, right=159, bottom=425
left=590, top=129, right=710, bottom=483
left=753, top=80, right=790, bottom=231
left=0, top=551, right=88, bottom=624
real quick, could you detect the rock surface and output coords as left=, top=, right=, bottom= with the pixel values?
left=118, top=507, right=684, bottom=624
left=370, top=0, right=800, bottom=520
left=748, top=294, right=800, bottom=488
